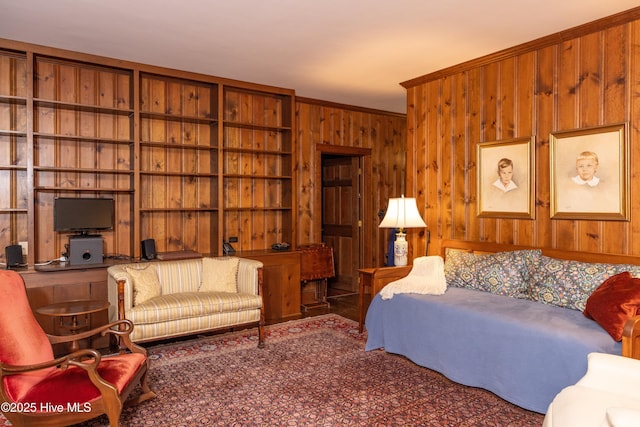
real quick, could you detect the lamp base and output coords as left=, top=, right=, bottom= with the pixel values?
left=393, top=231, right=408, bottom=266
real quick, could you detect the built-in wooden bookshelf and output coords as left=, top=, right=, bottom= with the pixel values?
left=0, top=48, right=295, bottom=264
left=32, top=56, right=135, bottom=260
left=222, top=87, right=294, bottom=252
left=0, top=51, right=29, bottom=259
left=138, top=73, right=219, bottom=255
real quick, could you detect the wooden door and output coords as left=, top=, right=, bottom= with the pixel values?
left=321, top=155, right=361, bottom=292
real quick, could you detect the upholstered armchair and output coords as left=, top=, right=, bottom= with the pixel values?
left=0, top=270, right=155, bottom=427
left=544, top=352, right=640, bottom=427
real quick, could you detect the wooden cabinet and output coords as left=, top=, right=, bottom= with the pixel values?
left=241, top=250, right=301, bottom=321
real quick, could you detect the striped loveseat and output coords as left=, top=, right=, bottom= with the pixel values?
left=107, top=257, right=265, bottom=347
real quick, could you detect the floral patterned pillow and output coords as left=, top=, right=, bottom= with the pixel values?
left=473, top=250, right=541, bottom=298
left=444, top=248, right=542, bottom=298
left=444, top=249, right=481, bottom=289
left=525, top=256, right=640, bottom=311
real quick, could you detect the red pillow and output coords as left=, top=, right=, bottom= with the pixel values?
left=584, top=271, right=640, bottom=341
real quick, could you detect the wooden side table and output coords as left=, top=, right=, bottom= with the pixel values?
left=36, top=299, right=110, bottom=352
left=358, top=266, right=412, bottom=332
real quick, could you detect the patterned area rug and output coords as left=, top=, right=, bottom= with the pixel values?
left=5, top=314, right=544, bottom=426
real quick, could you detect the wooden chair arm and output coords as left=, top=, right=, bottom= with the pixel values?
left=46, top=319, right=132, bottom=345
left=47, top=319, right=147, bottom=356
left=117, top=278, right=127, bottom=321
left=1, top=349, right=101, bottom=375
left=622, top=315, right=640, bottom=359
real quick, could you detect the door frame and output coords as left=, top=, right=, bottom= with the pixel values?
left=314, top=143, right=372, bottom=282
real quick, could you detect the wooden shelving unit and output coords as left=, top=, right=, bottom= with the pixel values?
left=0, top=51, right=29, bottom=261
left=222, top=87, right=295, bottom=252
left=31, top=56, right=135, bottom=262
left=0, top=48, right=296, bottom=263
left=138, top=73, right=220, bottom=255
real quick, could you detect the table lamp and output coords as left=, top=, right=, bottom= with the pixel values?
left=379, top=195, right=427, bottom=266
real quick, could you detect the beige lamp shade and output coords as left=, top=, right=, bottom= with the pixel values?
left=379, top=195, right=427, bottom=266
left=379, top=196, right=427, bottom=230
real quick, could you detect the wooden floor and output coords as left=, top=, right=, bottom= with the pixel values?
left=303, top=293, right=359, bottom=322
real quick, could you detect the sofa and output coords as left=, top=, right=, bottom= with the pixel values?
left=107, top=256, right=265, bottom=347
left=365, top=240, right=640, bottom=414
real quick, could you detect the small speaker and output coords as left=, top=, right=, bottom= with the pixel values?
left=5, top=244, right=23, bottom=269
left=141, top=239, right=157, bottom=260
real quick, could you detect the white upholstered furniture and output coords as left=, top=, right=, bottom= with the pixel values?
left=107, top=257, right=264, bottom=346
left=543, top=352, right=640, bottom=427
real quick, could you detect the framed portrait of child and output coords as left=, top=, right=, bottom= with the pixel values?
left=550, top=123, right=629, bottom=221
left=476, top=136, right=535, bottom=219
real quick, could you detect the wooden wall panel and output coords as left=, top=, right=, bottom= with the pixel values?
left=295, top=99, right=406, bottom=268
left=404, top=9, right=640, bottom=256
left=630, top=21, right=640, bottom=255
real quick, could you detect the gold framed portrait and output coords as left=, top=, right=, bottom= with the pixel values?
left=477, top=137, right=535, bottom=219
left=550, top=123, right=629, bottom=221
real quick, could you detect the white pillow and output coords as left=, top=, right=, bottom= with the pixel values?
left=126, top=265, right=161, bottom=305
left=200, top=257, right=239, bottom=293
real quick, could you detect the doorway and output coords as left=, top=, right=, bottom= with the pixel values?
left=318, top=147, right=369, bottom=295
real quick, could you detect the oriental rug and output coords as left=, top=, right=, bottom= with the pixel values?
left=19, top=314, right=545, bottom=426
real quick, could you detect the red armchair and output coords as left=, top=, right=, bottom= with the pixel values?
left=0, top=270, right=155, bottom=427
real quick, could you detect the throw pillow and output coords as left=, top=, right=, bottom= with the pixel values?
left=444, top=249, right=483, bottom=289
left=525, top=256, right=634, bottom=311
left=200, top=257, right=240, bottom=293
left=583, top=271, right=640, bottom=341
left=473, top=250, right=541, bottom=298
left=126, top=265, right=161, bottom=306
left=444, top=248, right=541, bottom=298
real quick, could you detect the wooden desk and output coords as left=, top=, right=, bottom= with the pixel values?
left=36, top=299, right=110, bottom=352
left=358, top=266, right=412, bottom=332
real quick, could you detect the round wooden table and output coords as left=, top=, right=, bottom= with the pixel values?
left=36, top=299, right=110, bottom=352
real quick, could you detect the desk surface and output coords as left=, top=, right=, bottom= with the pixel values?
left=36, top=299, right=110, bottom=317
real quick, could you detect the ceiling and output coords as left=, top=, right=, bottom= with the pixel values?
left=1, top=1, right=638, bottom=113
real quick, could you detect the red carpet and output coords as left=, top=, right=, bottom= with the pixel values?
left=38, top=314, right=543, bottom=426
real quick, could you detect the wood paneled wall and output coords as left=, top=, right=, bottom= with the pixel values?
left=403, top=7, right=640, bottom=256
left=295, top=98, right=406, bottom=267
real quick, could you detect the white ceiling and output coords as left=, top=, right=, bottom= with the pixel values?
left=1, top=1, right=638, bottom=113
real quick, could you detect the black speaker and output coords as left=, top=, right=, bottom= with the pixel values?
left=69, top=236, right=103, bottom=266
left=5, top=244, right=23, bottom=269
left=141, top=239, right=157, bottom=260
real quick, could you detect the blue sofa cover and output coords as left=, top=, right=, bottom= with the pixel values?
left=365, top=287, right=621, bottom=414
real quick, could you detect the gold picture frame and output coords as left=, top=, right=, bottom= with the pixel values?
left=550, top=123, right=629, bottom=221
left=477, top=137, right=535, bottom=219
